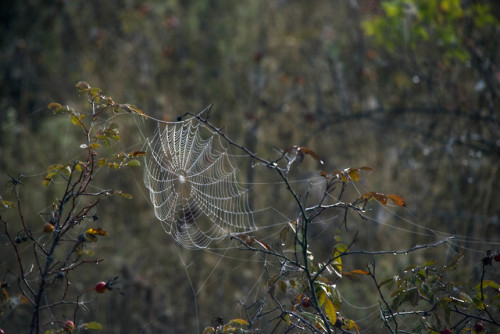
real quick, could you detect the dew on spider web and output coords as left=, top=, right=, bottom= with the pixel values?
left=143, top=117, right=256, bottom=249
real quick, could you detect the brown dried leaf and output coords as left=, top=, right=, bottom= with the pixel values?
left=254, top=238, right=272, bottom=251
left=129, top=151, right=147, bottom=157
left=299, top=147, right=324, bottom=164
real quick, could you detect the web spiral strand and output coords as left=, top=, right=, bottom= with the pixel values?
left=143, top=117, right=256, bottom=249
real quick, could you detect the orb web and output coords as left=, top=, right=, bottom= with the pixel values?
left=143, top=117, right=256, bottom=248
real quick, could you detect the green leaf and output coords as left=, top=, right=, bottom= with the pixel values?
left=71, top=113, right=84, bottom=125
left=458, top=292, right=473, bottom=304
left=85, top=321, right=103, bottom=330
left=97, top=158, right=107, bottom=167
left=476, top=280, right=500, bottom=291
left=114, top=190, right=133, bottom=199
left=47, top=164, right=64, bottom=172
left=126, top=159, right=141, bottom=167
left=90, top=87, right=102, bottom=96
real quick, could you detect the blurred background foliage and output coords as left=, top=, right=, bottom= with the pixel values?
left=1, top=0, right=499, bottom=332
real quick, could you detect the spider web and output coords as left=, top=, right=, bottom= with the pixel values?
left=143, top=117, right=256, bottom=249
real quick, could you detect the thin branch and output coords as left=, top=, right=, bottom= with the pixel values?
left=368, top=262, right=397, bottom=334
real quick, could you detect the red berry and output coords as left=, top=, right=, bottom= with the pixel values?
left=95, top=281, right=107, bottom=293
left=301, top=297, right=311, bottom=308
left=475, top=321, right=484, bottom=332
left=441, top=329, right=451, bottom=334
left=0, top=328, right=5, bottom=334
left=494, top=254, right=500, bottom=262
left=63, top=320, right=75, bottom=332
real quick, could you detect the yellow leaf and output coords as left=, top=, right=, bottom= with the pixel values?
left=1, top=200, right=15, bottom=208
left=89, top=143, right=101, bottom=149
left=348, top=168, right=359, bottom=181
left=85, top=228, right=109, bottom=241
left=228, top=318, right=249, bottom=326
left=43, top=172, right=57, bottom=186
left=333, top=249, right=342, bottom=273
left=86, top=228, right=109, bottom=237
left=323, top=297, right=337, bottom=324
left=284, top=314, right=291, bottom=326
left=85, top=321, right=103, bottom=330
left=202, top=328, right=215, bottom=334
left=317, top=289, right=326, bottom=307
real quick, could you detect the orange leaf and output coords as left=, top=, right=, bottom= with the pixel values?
left=389, top=194, right=406, bottom=207
left=362, top=191, right=376, bottom=200
left=373, top=193, right=388, bottom=206
left=349, top=269, right=370, bottom=275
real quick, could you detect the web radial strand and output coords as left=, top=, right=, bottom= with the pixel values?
left=143, top=118, right=256, bottom=249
